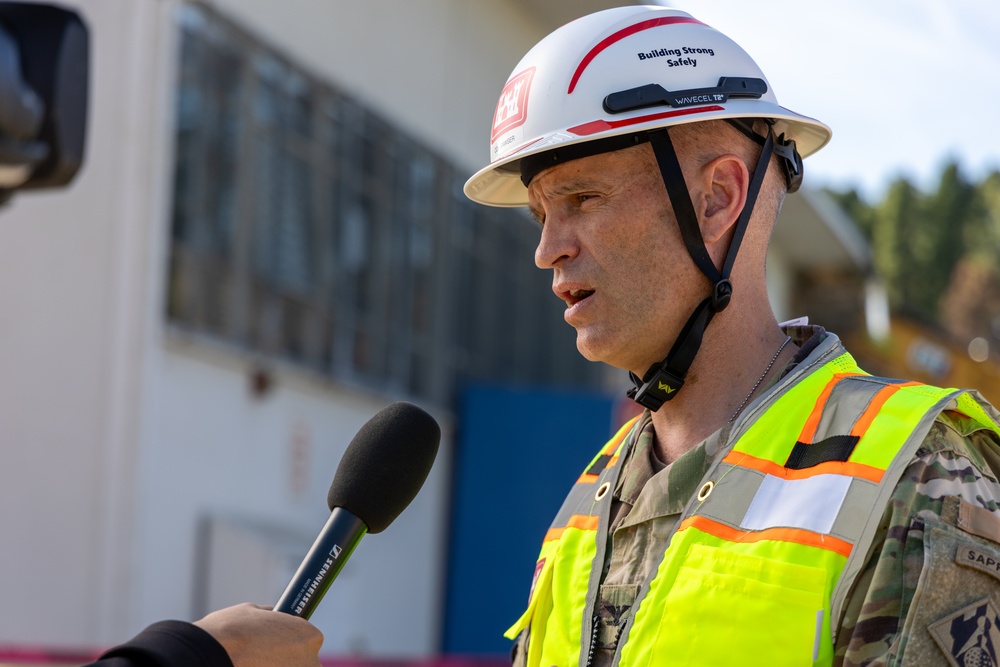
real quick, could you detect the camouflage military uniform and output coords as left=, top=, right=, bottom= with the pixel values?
left=570, top=326, right=1000, bottom=667
left=835, top=413, right=1000, bottom=666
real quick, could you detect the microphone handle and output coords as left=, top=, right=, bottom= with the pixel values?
left=274, top=507, right=367, bottom=618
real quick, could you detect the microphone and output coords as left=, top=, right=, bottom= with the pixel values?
left=274, top=401, right=441, bottom=618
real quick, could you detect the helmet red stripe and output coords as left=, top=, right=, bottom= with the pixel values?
left=567, top=105, right=724, bottom=136
left=567, top=16, right=705, bottom=94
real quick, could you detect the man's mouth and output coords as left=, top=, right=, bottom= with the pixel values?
left=566, top=288, right=595, bottom=306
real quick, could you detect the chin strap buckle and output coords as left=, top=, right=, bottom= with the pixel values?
left=712, top=279, right=733, bottom=312
left=627, top=367, right=686, bottom=412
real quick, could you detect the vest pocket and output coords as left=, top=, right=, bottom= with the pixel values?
left=507, top=528, right=598, bottom=667
left=649, top=543, right=828, bottom=666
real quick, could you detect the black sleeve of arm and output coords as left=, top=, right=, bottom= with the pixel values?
left=83, top=620, right=234, bottom=667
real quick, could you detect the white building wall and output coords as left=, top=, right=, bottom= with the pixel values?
left=135, top=343, right=453, bottom=654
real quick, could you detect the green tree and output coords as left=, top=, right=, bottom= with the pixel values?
left=872, top=177, right=921, bottom=312
left=907, top=162, right=975, bottom=318
left=827, top=162, right=997, bottom=326
left=826, top=187, right=876, bottom=241
left=969, top=170, right=1000, bottom=262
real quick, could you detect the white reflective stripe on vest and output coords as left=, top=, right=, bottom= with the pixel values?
left=742, top=473, right=852, bottom=533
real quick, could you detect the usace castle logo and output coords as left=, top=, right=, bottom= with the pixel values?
left=492, top=67, right=535, bottom=143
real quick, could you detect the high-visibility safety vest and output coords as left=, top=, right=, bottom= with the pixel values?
left=506, top=350, right=1000, bottom=667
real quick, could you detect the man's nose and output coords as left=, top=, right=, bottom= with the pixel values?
left=534, top=216, right=579, bottom=269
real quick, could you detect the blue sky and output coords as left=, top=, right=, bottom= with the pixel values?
left=665, top=0, right=1000, bottom=199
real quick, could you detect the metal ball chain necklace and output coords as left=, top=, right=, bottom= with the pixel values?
left=728, top=335, right=792, bottom=424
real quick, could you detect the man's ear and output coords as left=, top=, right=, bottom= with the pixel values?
left=695, top=154, right=749, bottom=244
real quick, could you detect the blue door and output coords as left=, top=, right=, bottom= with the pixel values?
left=442, top=382, right=619, bottom=654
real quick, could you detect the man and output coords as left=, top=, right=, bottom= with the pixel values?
left=85, top=603, right=323, bottom=667
left=464, top=6, right=1000, bottom=666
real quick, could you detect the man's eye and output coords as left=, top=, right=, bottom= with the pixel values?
left=527, top=208, right=544, bottom=226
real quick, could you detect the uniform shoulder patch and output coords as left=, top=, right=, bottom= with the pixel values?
left=957, top=545, right=1000, bottom=583
left=959, top=499, right=1000, bottom=544
left=929, top=597, right=1000, bottom=667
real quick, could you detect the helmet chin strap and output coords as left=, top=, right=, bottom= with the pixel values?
left=626, top=125, right=776, bottom=411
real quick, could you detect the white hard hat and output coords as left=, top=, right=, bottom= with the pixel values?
left=464, top=5, right=832, bottom=207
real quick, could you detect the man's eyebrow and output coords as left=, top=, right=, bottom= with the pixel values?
left=528, top=178, right=601, bottom=205
left=526, top=177, right=604, bottom=223
left=546, top=178, right=599, bottom=195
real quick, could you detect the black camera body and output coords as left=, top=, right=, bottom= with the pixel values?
left=0, top=2, right=87, bottom=202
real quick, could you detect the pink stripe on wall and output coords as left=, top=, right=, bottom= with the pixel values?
left=0, top=648, right=511, bottom=667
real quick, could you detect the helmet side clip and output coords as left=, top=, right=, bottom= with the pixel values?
left=603, top=77, right=767, bottom=114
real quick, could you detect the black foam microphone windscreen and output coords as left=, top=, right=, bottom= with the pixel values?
left=275, top=401, right=440, bottom=617
left=327, top=400, right=441, bottom=532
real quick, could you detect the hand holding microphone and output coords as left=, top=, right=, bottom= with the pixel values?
left=275, top=401, right=441, bottom=618
left=194, top=603, right=324, bottom=667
